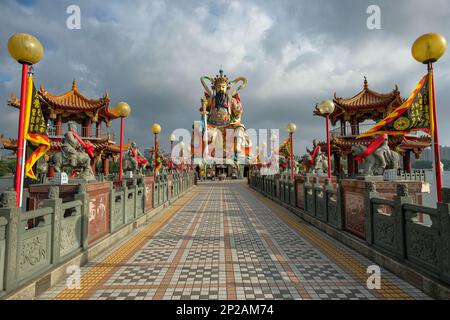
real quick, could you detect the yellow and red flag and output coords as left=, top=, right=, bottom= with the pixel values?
left=24, top=74, right=50, bottom=180
left=278, top=137, right=291, bottom=158
left=357, top=73, right=434, bottom=138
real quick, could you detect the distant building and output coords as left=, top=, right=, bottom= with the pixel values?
left=413, top=146, right=450, bottom=162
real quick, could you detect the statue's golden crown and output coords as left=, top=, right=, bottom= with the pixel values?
left=211, top=70, right=230, bottom=89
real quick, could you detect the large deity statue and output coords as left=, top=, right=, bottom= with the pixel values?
left=200, top=70, right=250, bottom=163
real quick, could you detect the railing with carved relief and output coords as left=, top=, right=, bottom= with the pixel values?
left=251, top=173, right=450, bottom=287
left=367, top=187, right=450, bottom=284
left=0, top=172, right=196, bottom=296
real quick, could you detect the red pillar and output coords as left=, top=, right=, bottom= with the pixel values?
left=48, top=165, right=55, bottom=178
left=84, top=118, right=92, bottom=137
left=290, top=132, right=294, bottom=180
left=326, top=115, right=332, bottom=179
left=154, top=134, right=159, bottom=180
left=91, top=158, right=96, bottom=175
left=429, top=62, right=443, bottom=202
left=170, top=141, right=174, bottom=176
left=347, top=153, right=354, bottom=177
left=56, top=114, right=63, bottom=136
left=118, top=118, right=125, bottom=186
left=403, top=151, right=412, bottom=173
left=14, top=63, right=29, bottom=207
left=102, top=157, right=110, bottom=176
left=96, top=121, right=102, bottom=138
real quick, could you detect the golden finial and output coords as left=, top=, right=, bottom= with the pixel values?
left=363, top=76, right=368, bottom=89
left=72, top=79, right=78, bottom=91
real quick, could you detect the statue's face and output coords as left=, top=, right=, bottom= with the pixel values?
left=215, top=82, right=228, bottom=94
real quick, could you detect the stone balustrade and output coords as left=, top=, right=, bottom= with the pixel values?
left=250, top=174, right=450, bottom=287
left=0, top=172, right=195, bottom=296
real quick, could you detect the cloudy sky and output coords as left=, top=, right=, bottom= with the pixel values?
left=1, top=0, right=449, bottom=155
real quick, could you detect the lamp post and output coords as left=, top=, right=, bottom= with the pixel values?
left=270, top=132, right=277, bottom=153
left=179, top=141, right=185, bottom=172
left=151, top=123, right=161, bottom=180
left=287, top=123, right=297, bottom=181
left=169, top=134, right=176, bottom=176
left=270, top=132, right=277, bottom=175
left=112, top=102, right=131, bottom=187
left=412, top=33, right=447, bottom=202
left=317, top=100, right=336, bottom=179
left=7, top=33, right=44, bottom=207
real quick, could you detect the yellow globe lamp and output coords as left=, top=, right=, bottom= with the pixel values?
left=113, top=102, right=131, bottom=118
left=8, top=33, right=44, bottom=65
left=317, top=99, right=335, bottom=115
left=412, top=33, right=447, bottom=64
left=151, top=123, right=161, bottom=135
left=287, top=122, right=297, bottom=133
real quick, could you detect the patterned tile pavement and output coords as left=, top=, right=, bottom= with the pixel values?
left=37, top=181, right=430, bottom=300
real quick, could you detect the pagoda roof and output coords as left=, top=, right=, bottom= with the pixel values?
left=8, top=80, right=119, bottom=120
left=315, top=77, right=405, bottom=126
left=333, top=77, right=402, bottom=110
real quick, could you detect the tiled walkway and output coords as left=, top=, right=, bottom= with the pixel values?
left=38, top=181, right=429, bottom=300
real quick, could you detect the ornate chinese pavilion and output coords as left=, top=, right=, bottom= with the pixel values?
left=2, top=80, right=128, bottom=176
left=314, top=77, right=431, bottom=176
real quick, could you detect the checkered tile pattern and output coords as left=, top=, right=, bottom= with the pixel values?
left=37, top=181, right=430, bottom=300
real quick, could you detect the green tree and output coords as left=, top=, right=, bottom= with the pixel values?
left=0, top=159, right=16, bottom=176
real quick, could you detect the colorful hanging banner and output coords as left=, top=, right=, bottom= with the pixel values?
left=24, top=74, right=50, bottom=180
left=278, top=137, right=291, bottom=158
left=357, top=73, right=433, bottom=138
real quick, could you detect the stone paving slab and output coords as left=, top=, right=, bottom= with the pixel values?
left=37, top=181, right=430, bottom=300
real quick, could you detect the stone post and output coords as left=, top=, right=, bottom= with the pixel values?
left=393, top=184, right=412, bottom=260
left=44, top=186, right=63, bottom=265
left=364, top=182, right=378, bottom=245
left=0, top=191, right=20, bottom=291
left=75, top=183, right=89, bottom=251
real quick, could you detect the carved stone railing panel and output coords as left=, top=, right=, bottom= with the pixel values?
left=110, top=189, right=125, bottom=232
left=326, top=189, right=340, bottom=228
left=153, top=180, right=160, bottom=208
left=371, top=199, right=397, bottom=256
left=86, top=182, right=111, bottom=245
left=136, top=186, right=144, bottom=217
left=403, top=203, right=442, bottom=278
left=405, top=219, right=440, bottom=275
left=17, top=207, right=53, bottom=284
left=305, top=184, right=315, bottom=216
left=125, top=188, right=136, bottom=224
left=59, top=200, right=83, bottom=259
left=314, top=185, right=326, bottom=222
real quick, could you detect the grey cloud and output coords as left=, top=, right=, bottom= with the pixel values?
left=1, top=0, right=450, bottom=156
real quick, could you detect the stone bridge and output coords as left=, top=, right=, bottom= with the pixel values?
left=3, top=177, right=446, bottom=300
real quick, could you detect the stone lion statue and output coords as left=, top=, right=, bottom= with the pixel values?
left=351, top=145, right=400, bottom=176
left=51, top=122, right=95, bottom=180
left=300, top=152, right=327, bottom=174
